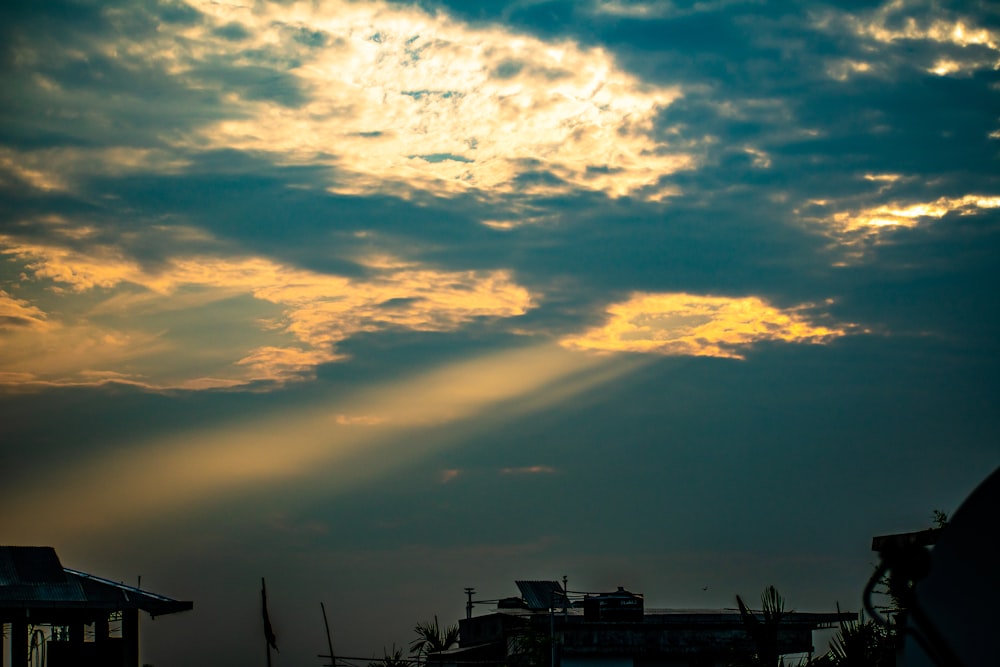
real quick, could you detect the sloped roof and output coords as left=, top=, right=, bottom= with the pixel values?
left=0, top=546, right=192, bottom=617
left=0, top=547, right=87, bottom=605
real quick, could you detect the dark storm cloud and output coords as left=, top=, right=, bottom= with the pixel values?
left=828, top=211, right=1000, bottom=341
left=189, top=59, right=309, bottom=107
left=0, top=1, right=218, bottom=145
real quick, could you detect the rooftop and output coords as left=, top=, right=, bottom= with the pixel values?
left=0, top=546, right=193, bottom=619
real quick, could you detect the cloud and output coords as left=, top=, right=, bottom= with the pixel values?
left=0, top=0, right=697, bottom=232
left=0, top=231, right=536, bottom=389
left=166, top=0, right=691, bottom=200
left=0, top=147, right=192, bottom=195
left=588, top=0, right=749, bottom=20
left=0, top=289, right=49, bottom=331
left=1, top=234, right=148, bottom=292
left=500, top=465, right=557, bottom=475
left=814, top=1, right=1000, bottom=79
left=561, top=292, right=851, bottom=359
left=829, top=195, right=1000, bottom=232
left=797, top=190, right=1000, bottom=262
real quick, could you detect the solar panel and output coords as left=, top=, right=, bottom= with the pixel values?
left=515, top=580, right=566, bottom=610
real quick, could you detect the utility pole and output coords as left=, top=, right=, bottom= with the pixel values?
left=550, top=604, right=556, bottom=667
left=464, top=587, right=475, bottom=620
left=562, top=576, right=569, bottom=616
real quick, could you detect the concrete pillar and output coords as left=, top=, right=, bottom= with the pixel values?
left=95, top=614, right=110, bottom=642
left=69, top=621, right=85, bottom=644
left=12, top=618, right=29, bottom=667
left=122, top=609, right=140, bottom=667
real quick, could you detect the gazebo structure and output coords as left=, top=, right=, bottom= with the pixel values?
left=0, top=546, right=193, bottom=667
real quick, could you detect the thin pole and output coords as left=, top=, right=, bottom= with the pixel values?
left=465, top=587, right=475, bottom=620
left=562, top=576, right=568, bottom=617
left=321, top=602, right=336, bottom=667
left=263, top=577, right=273, bottom=667
left=550, top=605, right=556, bottom=667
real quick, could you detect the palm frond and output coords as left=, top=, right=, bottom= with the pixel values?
left=410, top=615, right=459, bottom=658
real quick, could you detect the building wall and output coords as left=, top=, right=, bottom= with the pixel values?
left=563, top=655, right=713, bottom=667
left=563, top=654, right=634, bottom=667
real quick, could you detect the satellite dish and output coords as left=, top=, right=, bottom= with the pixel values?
left=903, top=466, right=1000, bottom=666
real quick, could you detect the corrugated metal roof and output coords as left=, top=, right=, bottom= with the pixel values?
left=0, top=547, right=87, bottom=604
left=3, top=546, right=65, bottom=583
left=0, top=546, right=192, bottom=617
left=65, top=568, right=192, bottom=610
left=0, top=546, right=65, bottom=586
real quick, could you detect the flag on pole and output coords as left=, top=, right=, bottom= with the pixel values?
left=262, top=577, right=278, bottom=652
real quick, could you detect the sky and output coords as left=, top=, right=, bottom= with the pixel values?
left=1, top=0, right=998, bottom=664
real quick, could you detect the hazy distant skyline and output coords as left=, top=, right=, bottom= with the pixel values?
left=2, top=0, right=998, bottom=665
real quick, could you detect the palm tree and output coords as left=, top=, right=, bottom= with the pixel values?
left=410, top=615, right=460, bottom=663
left=369, top=645, right=411, bottom=667
left=736, top=585, right=790, bottom=667
left=819, top=608, right=893, bottom=667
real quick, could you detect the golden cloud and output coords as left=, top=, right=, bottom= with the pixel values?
left=561, top=292, right=848, bottom=359
left=439, top=468, right=462, bottom=484
left=794, top=188, right=1000, bottom=266
left=801, top=194, right=1000, bottom=260
left=0, top=147, right=191, bottom=196
left=4, top=1, right=694, bottom=202
left=0, top=289, right=50, bottom=331
left=821, top=4, right=1000, bottom=77
left=831, top=195, right=1000, bottom=231
left=0, top=235, right=535, bottom=389
left=171, top=0, right=689, bottom=200
left=500, top=465, right=558, bottom=475
left=861, top=15, right=998, bottom=51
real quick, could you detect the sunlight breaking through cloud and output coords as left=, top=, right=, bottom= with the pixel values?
left=815, top=1, right=1000, bottom=78
left=831, top=196, right=1000, bottom=231
left=799, top=193, right=1000, bottom=261
left=0, top=343, right=627, bottom=542
left=175, top=0, right=690, bottom=200
left=561, top=293, right=849, bottom=359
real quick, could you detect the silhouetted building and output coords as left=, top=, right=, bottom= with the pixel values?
left=430, top=580, right=854, bottom=667
left=0, top=546, right=193, bottom=667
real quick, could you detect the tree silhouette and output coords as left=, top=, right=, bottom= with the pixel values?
left=815, top=608, right=893, bottom=667
left=735, top=585, right=789, bottom=666
left=369, top=644, right=410, bottom=667
left=410, top=615, right=459, bottom=663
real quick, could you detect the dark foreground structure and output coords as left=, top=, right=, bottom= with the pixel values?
left=432, top=581, right=854, bottom=667
left=0, top=546, right=193, bottom=667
